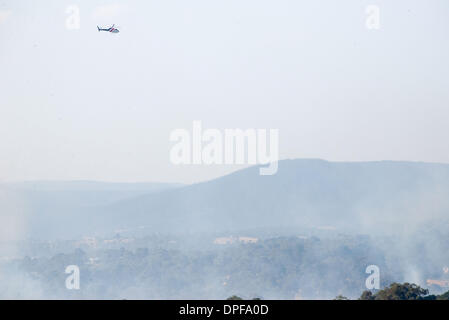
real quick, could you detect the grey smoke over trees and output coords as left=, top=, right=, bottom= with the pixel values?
left=1, top=160, right=449, bottom=299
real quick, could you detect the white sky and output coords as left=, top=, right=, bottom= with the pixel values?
left=1, top=0, right=449, bottom=184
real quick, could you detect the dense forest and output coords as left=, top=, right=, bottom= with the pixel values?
left=2, top=231, right=448, bottom=299
left=231, top=283, right=449, bottom=300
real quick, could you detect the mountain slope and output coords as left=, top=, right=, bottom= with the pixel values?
left=93, top=159, right=449, bottom=235
left=0, top=181, right=182, bottom=239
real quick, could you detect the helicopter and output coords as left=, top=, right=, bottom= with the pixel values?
left=97, top=24, right=119, bottom=33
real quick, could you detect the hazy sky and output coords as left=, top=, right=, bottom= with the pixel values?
left=1, top=0, right=448, bottom=183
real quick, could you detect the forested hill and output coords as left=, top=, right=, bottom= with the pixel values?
left=98, top=159, right=449, bottom=235
left=6, top=159, right=449, bottom=239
